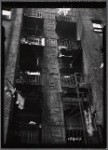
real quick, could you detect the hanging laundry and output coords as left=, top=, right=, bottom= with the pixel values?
left=84, top=109, right=95, bottom=136
left=37, top=57, right=39, bottom=66
left=58, top=8, right=71, bottom=16
left=99, top=63, right=104, bottom=68
left=69, top=63, right=73, bottom=68
left=58, top=46, right=67, bottom=50
left=4, top=79, right=16, bottom=97
left=16, top=91, right=25, bottom=110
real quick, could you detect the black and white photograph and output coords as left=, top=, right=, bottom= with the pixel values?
left=1, top=1, right=106, bottom=148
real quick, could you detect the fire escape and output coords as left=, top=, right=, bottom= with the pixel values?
left=6, top=9, right=101, bottom=147
left=8, top=9, right=45, bottom=147
left=56, top=12, right=98, bottom=147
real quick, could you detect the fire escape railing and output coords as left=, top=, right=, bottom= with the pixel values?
left=61, top=74, right=75, bottom=88
left=10, top=121, right=42, bottom=145
left=20, top=36, right=45, bottom=46
left=24, top=9, right=76, bottom=23
left=21, top=10, right=45, bottom=47
left=61, top=72, right=92, bottom=145
left=61, top=73, right=83, bottom=88
left=17, top=9, right=45, bottom=86
left=16, top=71, right=41, bottom=85
left=58, top=39, right=81, bottom=51
left=56, top=15, right=75, bottom=22
left=58, top=40, right=81, bottom=75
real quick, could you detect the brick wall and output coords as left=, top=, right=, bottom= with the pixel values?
left=40, top=8, right=66, bottom=144
left=3, top=8, right=23, bottom=144
left=78, top=8, right=105, bottom=127
left=2, top=20, right=11, bottom=55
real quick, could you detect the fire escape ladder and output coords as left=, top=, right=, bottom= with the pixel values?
left=74, top=73, right=88, bottom=145
left=74, top=73, right=101, bottom=146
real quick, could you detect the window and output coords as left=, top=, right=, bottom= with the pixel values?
left=92, top=20, right=106, bottom=53
left=2, top=7, right=11, bottom=20
left=92, top=20, right=104, bottom=33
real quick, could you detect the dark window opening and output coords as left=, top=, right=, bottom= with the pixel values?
left=19, top=44, right=43, bottom=72
left=22, top=15, right=44, bottom=37
left=56, top=22, right=77, bottom=40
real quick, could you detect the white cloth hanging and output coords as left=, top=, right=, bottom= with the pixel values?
left=16, top=91, right=25, bottom=110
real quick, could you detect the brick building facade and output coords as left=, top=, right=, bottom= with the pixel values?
left=2, top=5, right=106, bottom=148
